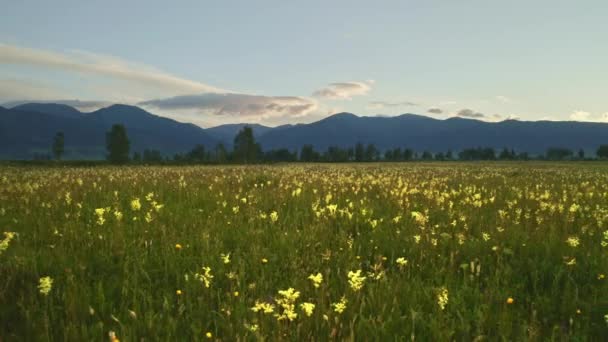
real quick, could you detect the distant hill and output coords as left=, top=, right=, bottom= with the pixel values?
left=257, top=112, right=608, bottom=154
left=0, top=103, right=217, bottom=159
left=2, top=103, right=608, bottom=159
left=11, top=103, right=83, bottom=118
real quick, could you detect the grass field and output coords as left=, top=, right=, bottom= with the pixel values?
left=1, top=163, right=607, bottom=340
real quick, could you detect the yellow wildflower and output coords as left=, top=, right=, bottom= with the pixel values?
left=308, top=272, right=323, bottom=288
left=348, top=270, right=366, bottom=291
left=38, top=276, right=53, bottom=296
left=300, top=302, right=315, bottom=317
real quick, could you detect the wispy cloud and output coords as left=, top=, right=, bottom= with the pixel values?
left=427, top=107, right=443, bottom=114
left=312, top=81, right=373, bottom=100
left=139, top=93, right=318, bottom=119
left=0, top=43, right=226, bottom=95
left=456, top=108, right=486, bottom=119
left=368, top=100, right=417, bottom=109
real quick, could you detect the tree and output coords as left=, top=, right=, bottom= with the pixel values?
left=597, top=145, right=608, bottom=159
left=546, top=147, right=573, bottom=161
left=143, top=149, right=162, bottom=163
left=132, top=151, right=141, bottom=163
left=214, top=143, right=228, bottom=163
left=300, top=144, right=319, bottom=162
left=364, top=144, right=379, bottom=162
left=52, top=131, right=64, bottom=160
left=233, top=127, right=261, bottom=163
left=187, top=144, right=206, bottom=163
left=354, top=143, right=365, bottom=162
left=106, top=124, right=130, bottom=164
left=578, top=149, right=585, bottom=160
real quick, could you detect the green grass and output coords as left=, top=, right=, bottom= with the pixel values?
left=1, top=163, right=607, bottom=340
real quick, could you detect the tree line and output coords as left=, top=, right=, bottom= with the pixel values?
left=47, top=124, right=608, bottom=164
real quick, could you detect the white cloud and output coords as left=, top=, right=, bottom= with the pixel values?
left=368, top=100, right=417, bottom=109
left=0, top=43, right=226, bottom=96
left=570, top=110, right=592, bottom=121
left=312, top=81, right=372, bottom=100
left=495, top=95, right=511, bottom=103
left=427, top=107, right=443, bottom=114
left=139, top=93, right=318, bottom=119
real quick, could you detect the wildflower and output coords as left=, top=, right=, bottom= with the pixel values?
left=94, top=208, right=106, bottom=225
left=348, top=270, right=366, bottom=291
left=176, top=290, right=182, bottom=295
left=414, top=235, right=421, bottom=244
left=396, top=257, right=408, bottom=267
left=506, top=297, right=514, bottom=304
left=108, top=331, right=119, bottom=342
left=38, top=276, right=53, bottom=296
left=113, top=209, right=123, bottom=221
left=308, top=272, right=323, bottom=288
left=275, top=288, right=300, bottom=321
left=220, top=253, right=231, bottom=264
left=566, top=236, right=580, bottom=247
left=244, top=323, right=259, bottom=332
left=233, top=291, right=239, bottom=297
left=261, top=258, right=268, bottom=264
left=194, top=267, right=213, bottom=288
left=252, top=300, right=275, bottom=314
left=482, top=232, right=491, bottom=241
left=175, top=243, right=182, bottom=250
left=145, top=211, right=153, bottom=223
left=599, top=274, right=605, bottom=280
left=130, top=198, right=141, bottom=211
left=300, top=302, right=315, bottom=317
left=270, top=211, right=279, bottom=223
left=0, top=232, right=16, bottom=255
left=437, top=287, right=449, bottom=310
left=332, top=296, right=348, bottom=314
left=565, top=258, right=576, bottom=266
left=205, top=331, right=212, bottom=339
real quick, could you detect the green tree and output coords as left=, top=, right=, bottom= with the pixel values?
left=300, top=144, right=319, bottom=162
left=597, top=145, right=608, bottom=159
left=187, top=144, right=206, bottom=163
left=106, top=124, right=130, bottom=164
left=233, top=126, right=261, bottom=163
left=52, top=131, right=64, bottom=160
left=354, top=142, right=365, bottom=162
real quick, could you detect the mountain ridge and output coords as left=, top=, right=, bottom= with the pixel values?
left=2, top=102, right=608, bottom=159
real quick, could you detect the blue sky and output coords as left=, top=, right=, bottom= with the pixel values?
left=1, top=0, right=607, bottom=127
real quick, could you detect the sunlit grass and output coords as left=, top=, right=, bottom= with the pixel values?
left=1, top=163, right=607, bottom=340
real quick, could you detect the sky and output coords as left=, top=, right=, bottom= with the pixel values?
left=1, top=0, right=607, bottom=127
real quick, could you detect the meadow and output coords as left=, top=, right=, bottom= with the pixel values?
left=1, top=163, right=607, bottom=340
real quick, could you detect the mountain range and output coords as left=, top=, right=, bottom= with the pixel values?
left=1, top=102, right=608, bottom=159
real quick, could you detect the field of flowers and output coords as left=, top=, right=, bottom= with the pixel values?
left=1, top=163, right=607, bottom=340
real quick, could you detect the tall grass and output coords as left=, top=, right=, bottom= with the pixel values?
left=1, top=163, right=607, bottom=340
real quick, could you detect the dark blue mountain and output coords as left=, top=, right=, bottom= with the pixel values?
left=0, top=103, right=217, bottom=159
left=257, top=112, right=608, bottom=154
left=3, top=104, right=608, bottom=159
left=11, top=103, right=83, bottom=118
